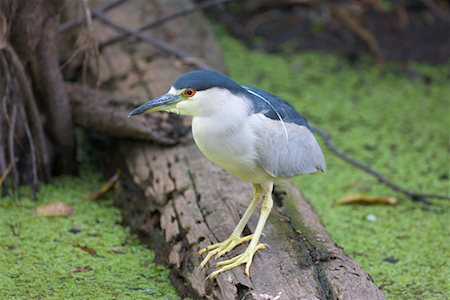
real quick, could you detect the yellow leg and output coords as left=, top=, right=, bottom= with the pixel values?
left=208, top=183, right=273, bottom=279
left=198, top=184, right=263, bottom=270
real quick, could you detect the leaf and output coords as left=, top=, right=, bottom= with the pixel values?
left=88, top=171, right=121, bottom=201
left=71, top=265, right=91, bottom=273
left=109, top=247, right=126, bottom=254
left=336, top=193, right=398, bottom=205
left=69, top=226, right=82, bottom=234
left=74, top=244, right=97, bottom=256
left=34, top=202, right=75, bottom=217
left=383, top=256, right=399, bottom=264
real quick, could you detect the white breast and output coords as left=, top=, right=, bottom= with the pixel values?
left=192, top=115, right=264, bottom=182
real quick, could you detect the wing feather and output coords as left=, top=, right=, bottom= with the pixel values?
left=251, top=115, right=326, bottom=178
left=242, top=86, right=326, bottom=177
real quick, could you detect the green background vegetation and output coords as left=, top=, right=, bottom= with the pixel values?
left=218, top=32, right=449, bottom=299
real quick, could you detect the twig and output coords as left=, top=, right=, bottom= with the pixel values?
left=88, top=170, right=121, bottom=201
left=81, top=0, right=94, bottom=30
left=99, top=0, right=234, bottom=49
left=0, top=161, right=13, bottom=187
left=93, top=11, right=211, bottom=70
left=59, top=0, right=129, bottom=33
left=80, top=0, right=101, bottom=88
left=310, top=125, right=450, bottom=203
left=61, top=0, right=231, bottom=66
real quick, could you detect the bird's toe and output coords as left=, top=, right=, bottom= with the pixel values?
left=208, top=243, right=266, bottom=279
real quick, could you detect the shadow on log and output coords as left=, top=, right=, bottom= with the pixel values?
left=70, top=86, right=385, bottom=299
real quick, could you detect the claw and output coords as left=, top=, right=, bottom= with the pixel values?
left=215, top=253, right=242, bottom=267
left=208, top=243, right=266, bottom=279
left=216, top=234, right=252, bottom=258
left=198, top=243, right=221, bottom=256
left=199, top=248, right=220, bottom=270
left=197, top=234, right=253, bottom=270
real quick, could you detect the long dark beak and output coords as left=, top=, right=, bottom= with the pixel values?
left=128, top=94, right=180, bottom=116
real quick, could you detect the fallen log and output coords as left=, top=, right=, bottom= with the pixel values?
left=107, top=141, right=384, bottom=299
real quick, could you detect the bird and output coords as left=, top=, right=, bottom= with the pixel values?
left=128, top=70, right=326, bottom=279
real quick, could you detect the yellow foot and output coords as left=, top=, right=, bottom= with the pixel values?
left=207, top=243, right=266, bottom=279
left=198, top=234, right=253, bottom=270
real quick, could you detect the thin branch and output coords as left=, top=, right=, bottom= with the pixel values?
left=59, top=0, right=129, bottom=33
left=60, top=0, right=232, bottom=67
left=93, top=11, right=211, bottom=70
left=81, top=0, right=94, bottom=30
left=0, top=162, right=13, bottom=187
left=99, top=0, right=234, bottom=49
left=80, top=0, right=101, bottom=88
left=310, top=125, right=450, bottom=203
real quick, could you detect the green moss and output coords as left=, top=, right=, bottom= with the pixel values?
left=0, top=173, right=177, bottom=299
left=217, top=31, right=450, bottom=299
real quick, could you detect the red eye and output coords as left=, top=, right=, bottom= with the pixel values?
left=183, top=88, right=196, bottom=97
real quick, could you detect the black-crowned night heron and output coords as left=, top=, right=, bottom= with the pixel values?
left=129, top=70, right=326, bottom=278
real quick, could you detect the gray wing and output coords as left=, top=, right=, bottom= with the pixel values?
left=252, top=115, right=326, bottom=178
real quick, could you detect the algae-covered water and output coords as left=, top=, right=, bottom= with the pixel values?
left=0, top=174, right=177, bottom=300
left=218, top=32, right=449, bottom=299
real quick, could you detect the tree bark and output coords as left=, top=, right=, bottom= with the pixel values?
left=71, top=87, right=384, bottom=299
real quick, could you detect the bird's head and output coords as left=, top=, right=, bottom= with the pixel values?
left=128, top=70, right=248, bottom=117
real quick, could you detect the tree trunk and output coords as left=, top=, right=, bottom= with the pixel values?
left=70, top=87, right=385, bottom=300
left=0, top=0, right=76, bottom=181
left=0, top=0, right=76, bottom=193
left=28, top=1, right=77, bottom=175
left=7, top=0, right=76, bottom=176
